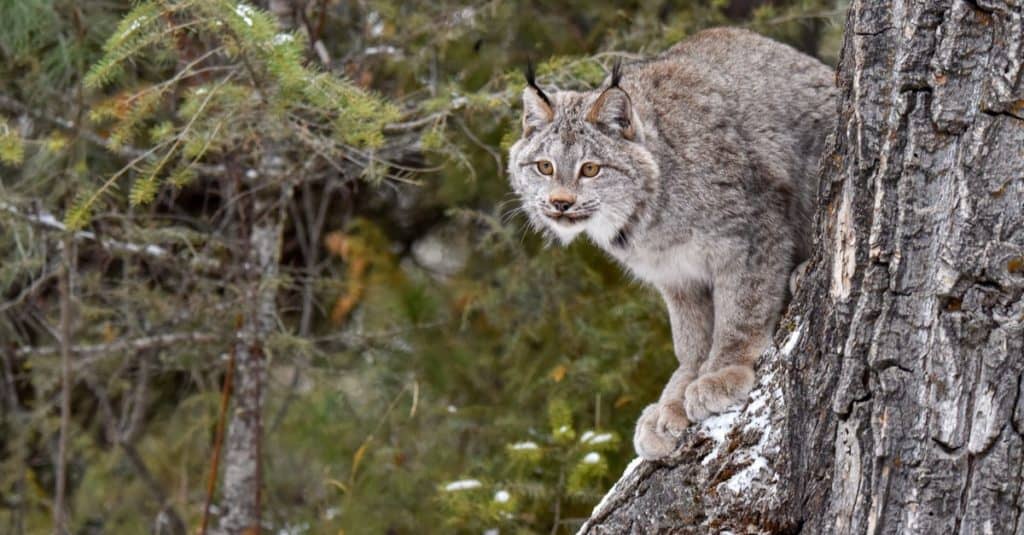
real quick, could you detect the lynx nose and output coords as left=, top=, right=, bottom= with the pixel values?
left=549, top=189, right=576, bottom=212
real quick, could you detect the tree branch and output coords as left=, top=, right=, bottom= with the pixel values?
left=0, top=93, right=226, bottom=175
left=579, top=324, right=803, bottom=533
left=16, top=331, right=220, bottom=360
left=1, top=201, right=223, bottom=273
left=84, top=373, right=187, bottom=535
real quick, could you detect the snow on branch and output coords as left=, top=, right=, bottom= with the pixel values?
left=15, top=331, right=219, bottom=362
left=578, top=322, right=804, bottom=533
left=1, top=201, right=222, bottom=273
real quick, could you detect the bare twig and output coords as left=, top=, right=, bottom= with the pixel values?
left=550, top=466, right=565, bottom=535
left=455, top=116, right=502, bottom=175
left=121, top=352, right=151, bottom=443
left=381, top=111, right=447, bottom=134
left=1, top=201, right=222, bottom=273
left=199, top=350, right=234, bottom=535
left=0, top=261, right=58, bottom=313
left=122, top=443, right=187, bottom=535
left=16, top=331, right=219, bottom=360
left=53, top=236, right=73, bottom=534
left=270, top=179, right=336, bottom=431
left=84, top=370, right=187, bottom=535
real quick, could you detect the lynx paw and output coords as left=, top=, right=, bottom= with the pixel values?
left=633, top=401, right=690, bottom=460
left=684, top=365, right=755, bottom=422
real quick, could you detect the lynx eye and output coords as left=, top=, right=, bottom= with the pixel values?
left=536, top=160, right=554, bottom=176
left=580, top=162, right=601, bottom=178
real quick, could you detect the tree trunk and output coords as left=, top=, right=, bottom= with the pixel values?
left=216, top=149, right=289, bottom=534
left=216, top=4, right=298, bottom=531
left=580, top=1, right=1024, bottom=533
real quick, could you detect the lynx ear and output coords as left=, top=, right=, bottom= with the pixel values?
left=522, top=62, right=554, bottom=137
left=586, top=62, right=636, bottom=140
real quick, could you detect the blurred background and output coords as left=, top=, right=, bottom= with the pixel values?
left=0, top=1, right=845, bottom=533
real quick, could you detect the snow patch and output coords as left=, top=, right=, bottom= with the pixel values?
left=700, top=355, right=780, bottom=467
left=493, top=489, right=510, bottom=503
left=454, top=7, right=476, bottom=24
left=715, top=381, right=778, bottom=494
left=781, top=322, right=804, bottom=356
left=582, top=452, right=601, bottom=464
left=1, top=201, right=170, bottom=259
left=722, top=455, right=769, bottom=493
left=124, top=16, right=147, bottom=36
left=580, top=431, right=614, bottom=445
left=577, top=326, right=796, bottom=531
left=367, top=11, right=384, bottom=36
left=364, top=45, right=401, bottom=56
left=235, top=3, right=255, bottom=26
left=509, top=441, right=538, bottom=451
left=272, top=33, right=293, bottom=46
left=442, top=479, right=481, bottom=491
left=276, top=522, right=309, bottom=535
left=701, top=409, right=741, bottom=444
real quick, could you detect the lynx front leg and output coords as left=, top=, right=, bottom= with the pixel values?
left=683, top=252, right=791, bottom=422
left=634, top=282, right=713, bottom=460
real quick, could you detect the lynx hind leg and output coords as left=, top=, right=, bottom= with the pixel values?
left=683, top=364, right=755, bottom=422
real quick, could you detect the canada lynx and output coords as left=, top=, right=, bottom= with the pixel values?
left=507, top=28, right=835, bottom=460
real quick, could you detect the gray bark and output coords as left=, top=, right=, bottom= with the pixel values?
left=580, top=1, right=1024, bottom=533
left=216, top=4, right=297, bottom=532
left=216, top=149, right=289, bottom=534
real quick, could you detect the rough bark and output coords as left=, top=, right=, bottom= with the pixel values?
left=580, top=1, right=1024, bottom=533
left=216, top=149, right=289, bottom=534
left=216, top=4, right=297, bottom=532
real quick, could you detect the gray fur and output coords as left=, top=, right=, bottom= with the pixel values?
left=507, top=28, right=836, bottom=460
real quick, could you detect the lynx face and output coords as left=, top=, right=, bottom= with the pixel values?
left=507, top=79, right=659, bottom=247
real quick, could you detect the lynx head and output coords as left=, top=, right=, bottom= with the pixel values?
left=507, top=62, right=659, bottom=246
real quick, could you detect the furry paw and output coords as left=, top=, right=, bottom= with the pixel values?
left=684, top=365, right=755, bottom=422
left=633, top=401, right=690, bottom=460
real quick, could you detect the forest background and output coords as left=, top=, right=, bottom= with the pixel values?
left=0, top=1, right=846, bottom=533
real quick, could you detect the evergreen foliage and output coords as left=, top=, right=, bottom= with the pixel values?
left=0, top=1, right=845, bottom=533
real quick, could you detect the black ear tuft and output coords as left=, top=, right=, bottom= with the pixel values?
left=525, top=60, right=552, bottom=108
left=522, top=60, right=556, bottom=136
left=610, top=59, right=623, bottom=89
left=586, top=60, right=636, bottom=140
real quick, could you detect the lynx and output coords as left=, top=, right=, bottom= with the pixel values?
left=506, top=28, right=835, bottom=460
